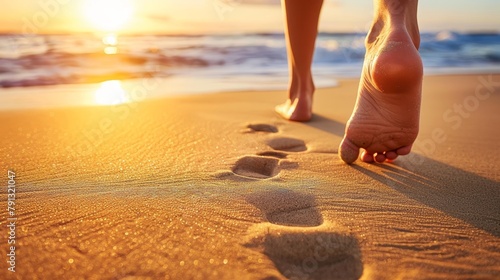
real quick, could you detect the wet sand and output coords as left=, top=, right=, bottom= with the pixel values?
left=1, top=74, right=499, bottom=279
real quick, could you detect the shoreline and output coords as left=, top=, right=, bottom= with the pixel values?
left=1, top=72, right=500, bottom=111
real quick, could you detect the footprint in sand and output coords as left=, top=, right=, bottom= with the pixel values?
left=246, top=189, right=322, bottom=226
left=230, top=123, right=309, bottom=180
left=244, top=190, right=363, bottom=280
left=245, top=123, right=279, bottom=133
left=232, top=156, right=281, bottom=179
left=267, top=137, right=308, bottom=152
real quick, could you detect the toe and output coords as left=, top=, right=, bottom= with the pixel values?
left=385, top=151, right=398, bottom=160
left=339, top=138, right=360, bottom=164
left=396, top=145, right=412, bottom=156
left=375, top=153, right=386, bottom=163
left=361, top=150, right=374, bottom=163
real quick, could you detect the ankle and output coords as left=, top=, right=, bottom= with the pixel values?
left=366, top=21, right=419, bottom=50
left=369, top=0, right=420, bottom=48
left=290, top=75, right=315, bottom=98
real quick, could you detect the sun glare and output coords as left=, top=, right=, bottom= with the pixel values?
left=94, top=80, right=128, bottom=105
left=84, top=0, right=134, bottom=32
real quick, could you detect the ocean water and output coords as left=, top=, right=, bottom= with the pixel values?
left=0, top=31, right=499, bottom=92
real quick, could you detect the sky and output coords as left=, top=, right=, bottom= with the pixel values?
left=1, top=0, right=499, bottom=35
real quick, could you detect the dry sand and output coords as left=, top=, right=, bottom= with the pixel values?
left=0, top=74, right=499, bottom=279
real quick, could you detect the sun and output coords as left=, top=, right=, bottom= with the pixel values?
left=84, top=0, right=134, bottom=32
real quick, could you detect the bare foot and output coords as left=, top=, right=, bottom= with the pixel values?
left=275, top=79, right=314, bottom=122
left=339, top=21, right=423, bottom=163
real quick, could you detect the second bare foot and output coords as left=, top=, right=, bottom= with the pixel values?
left=276, top=79, right=314, bottom=122
left=340, top=14, right=423, bottom=164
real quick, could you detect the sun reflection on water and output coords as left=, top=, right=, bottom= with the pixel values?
left=94, top=80, right=128, bottom=105
left=102, top=33, right=118, bottom=54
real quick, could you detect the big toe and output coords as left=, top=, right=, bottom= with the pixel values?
left=339, top=138, right=360, bottom=164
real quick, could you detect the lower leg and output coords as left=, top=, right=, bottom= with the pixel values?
left=276, top=0, right=323, bottom=122
left=339, top=0, right=423, bottom=164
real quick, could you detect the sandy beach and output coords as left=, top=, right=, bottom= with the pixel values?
left=1, top=74, right=499, bottom=279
